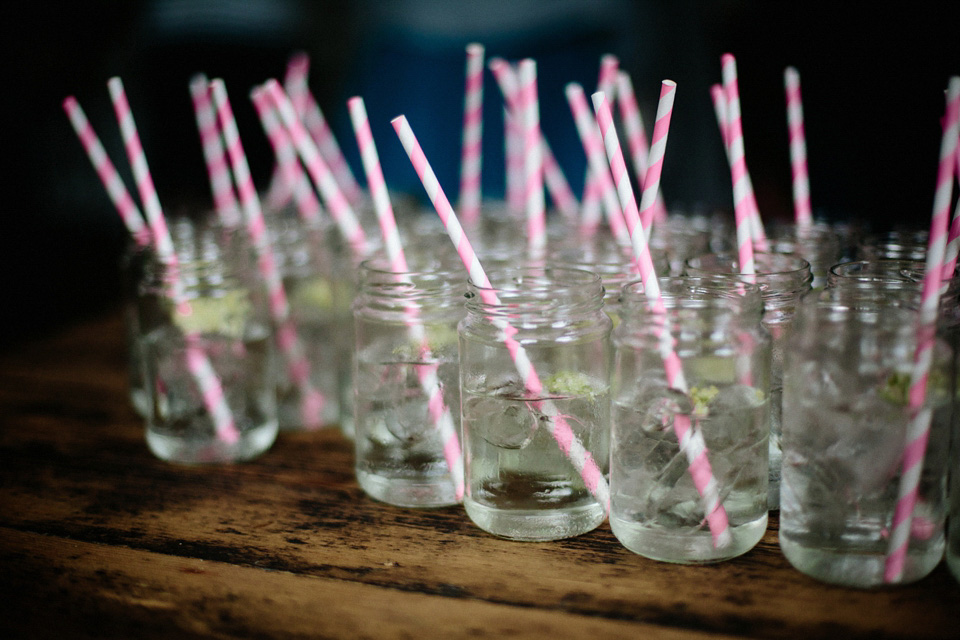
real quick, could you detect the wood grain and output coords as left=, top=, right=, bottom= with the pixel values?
left=0, top=310, right=957, bottom=639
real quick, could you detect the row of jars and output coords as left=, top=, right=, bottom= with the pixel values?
left=125, top=208, right=959, bottom=590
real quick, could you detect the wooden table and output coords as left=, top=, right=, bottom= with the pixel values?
left=0, top=308, right=957, bottom=639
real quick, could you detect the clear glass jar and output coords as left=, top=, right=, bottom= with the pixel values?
left=121, top=236, right=154, bottom=418
left=352, top=255, right=466, bottom=507
left=610, top=276, right=771, bottom=562
left=767, top=222, right=843, bottom=290
left=684, top=252, right=813, bottom=510
left=137, top=227, right=278, bottom=464
left=269, top=212, right=353, bottom=431
left=648, top=214, right=714, bottom=277
left=780, top=299, right=952, bottom=587
left=458, top=266, right=612, bottom=540
left=858, top=229, right=929, bottom=262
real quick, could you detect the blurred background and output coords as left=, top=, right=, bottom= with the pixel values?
left=4, top=0, right=960, bottom=346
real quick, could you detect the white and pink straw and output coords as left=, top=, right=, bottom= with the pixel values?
left=348, top=96, right=465, bottom=500
left=593, top=87, right=731, bottom=549
left=459, top=43, right=485, bottom=226
left=189, top=74, right=242, bottom=229
left=565, top=83, right=630, bottom=246
left=616, top=71, right=667, bottom=226
left=720, top=54, right=758, bottom=276
left=784, top=67, right=813, bottom=228
left=488, top=57, right=579, bottom=222
left=392, top=114, right=610, bottom=511
left=249, top=87, right=324, bottom=223
left=303, top=88, right=364, bottom=206
left=517, top=59, right=546, bottom=256
left=62, top=96, right=151, bottom=248
left=262, top=79, right=368, bottom=256
left=106, top=77, right=239, bottom=445
left=211, top=78, right=326, bottom=430
left=884, top=76, right=960, bottom=584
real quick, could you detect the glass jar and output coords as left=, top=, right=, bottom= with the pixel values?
left=352, top=255, right=466, bottom=507
left=458, top=266, right=612, bottom=540
left=610, top=276, right=771, bottom=562
left=767, top=222, right=843, bottom=290
left=858, top=229, right=929, bottom=262
left=684, top=252, right=813, bottom=510
left=137, top=227, right=278, bottom=464
left=269, top=212, right=353, bottom=431
left=780, top=299, right=952, bottom=587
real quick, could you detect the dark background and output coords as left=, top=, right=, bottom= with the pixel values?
left=3, top=1, right=959, bottom=347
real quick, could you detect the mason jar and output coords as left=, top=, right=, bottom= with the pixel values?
left=458, top=266, right=612, bottom=541
left=352, top=255, right=466, bottom=507
left=780, top=299, right=952, bottom=587
left=610, top=276, right=771, bottom=562
left=685, top=252, right=813, bottom=510
left=269, top=212, right=352, bottom=431
left=767, top=222, right=843, bottom=290
left=137, top=226, right=278, bottom=464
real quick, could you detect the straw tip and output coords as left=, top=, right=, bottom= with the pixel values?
left=662, top=79, right=677, bottom=88
left=467, top=43, right=485, bottom=54
left=62, top=95, right=77, bottom=109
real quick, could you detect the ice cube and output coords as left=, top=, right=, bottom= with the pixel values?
left=466, top=394, right=538, bottom=450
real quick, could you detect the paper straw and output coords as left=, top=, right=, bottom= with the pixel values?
left=250, top=87, right=323, bottom=223
left=348, top=96, right=465, bottom=500
left=615, top=71, right=667, bottom=226
left=264, top=51, right=312, bottom=210
left=517, top=59, right=546, bottom=256
left=261, top=79, right=368, bottom=256
left=592, top=88, right=731, bottom=548
left=189, top=74, right=242, bottom=229
left=579, top=55, right=621, bottom=206
left=720, top=54, right=758, bottom=276
left=504, top=105, right=524, bottom=213
left=784, top=67, right=813, bottom=227
left=634, top=82, right=675, bottom=237
left=62, top=96, right=150, bottom=247
left=710, top=83, right=730, bottom=149
left=459, top=43, right=485, bottom=226
left=107, top=76, right=240, bottom=445
left=303, top=88, right=363, bottom=205
left=488, top=57, right=579, bottom=222
left=392, top=114, right=610, bottom=510
left=884, top=76, right=960, bottom=583
left=565, top=83, right=630, bottom=245
left=210, top=78, right=326, bottom=430
left=941, top=90, right=960, bottom=280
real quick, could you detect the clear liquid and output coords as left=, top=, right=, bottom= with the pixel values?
left=145, top=327, right=278, bottom=464
left=354, top=345, right=461, bottom=507
left=274, top=316, right=343, bottom=431
left=461, top=377, right=610, bottom=540
left=609, top=383, right=769, bottom=562
left=779, top=364, right=948, bottom=587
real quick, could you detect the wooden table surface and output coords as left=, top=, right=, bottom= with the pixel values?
left=0, top=308, right=957, bottom=640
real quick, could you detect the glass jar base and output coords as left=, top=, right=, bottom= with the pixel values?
left=779, top=538, right=944, bottom=588
left=610, top=514, right=767, bottom=563
left=357, top=469, right=460, bottom=508
left=464, top=498, right=605, bottom=541
left=146, top=421, right=278, bottom=464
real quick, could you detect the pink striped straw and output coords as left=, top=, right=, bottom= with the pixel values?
left=720, top=54, right=758, bottom=276
left=710, top=83, right=731, bottom=149
left=459, top=43, right=485, bottom=226
left=107, top=76, right=239, bottom=445
left=265, top=51, right=312, bottom=210
left=262, top=79, right=368, bottom=256
left=488, top=57, right=579, bottom=223
left=348, top=96, right=465, bottom=500
left=940, top=91, right=960, bottom=280
left=592, top=88, right=731, bottom=549
left=504, top=106, right=525, bottom=213
left=635, top=82, right=675, bottom=237
left=250, top=87, right=323, bottom=223
left=884, top=76, right=960, bottom=584
left=190, top=74, right=242, bottom=229
left=784, top=67, right=813, bottom=227
left=565, top=83, right=630, bottom=246
left=616, top=71, right=667, bottom=226
left=62, top=96, right=151, bottom=247
left=517, top=59, right=546, bottom=256
left=303, top=88, right=363, bottom=205
left=392, top=114, right=610, bottom=511
left=210, top=78, right=326, bottom=430
left=577, top=55, right=622, bottom=221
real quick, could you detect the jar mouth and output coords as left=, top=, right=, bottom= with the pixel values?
left=465, top=265, right=604, bottom=316
left=829, top=259, right=925, bottom=284
left=619, top=276, right=762, bottom=315
left=685, top=251, right=814, bottom=294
